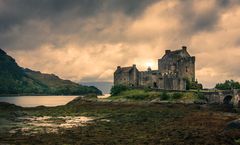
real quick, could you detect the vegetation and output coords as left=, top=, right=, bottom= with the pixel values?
left=160, top=91, right=170, bottom=100
left=0, top=49, right=102, bottom=95
left=186, top=79, right=203, bottom=90
left=215, top=80, right=240, bottom=90
left=172, top=92, right=183, bottom=100
left=196, top=90, right=206, bottom=100
left=0, top=98, right=240, bottom=144
left=84, top=94, right=98, bottom=99
left=109, top=87, right=200, bottom=102
left=110, top=85, right=129, bottom=96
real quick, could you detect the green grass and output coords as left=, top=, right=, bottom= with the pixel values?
left=109, top=89, right=160, bottom=101
left=109, top=89, right=199, bottom=102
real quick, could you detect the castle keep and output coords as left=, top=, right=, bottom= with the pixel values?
left=114, top=46, right=195, bottom=90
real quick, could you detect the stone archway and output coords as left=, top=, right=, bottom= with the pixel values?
left=223, top=95, right=233, bottom=105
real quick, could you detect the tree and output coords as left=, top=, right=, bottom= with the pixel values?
left=185, top=79, right=203, bottom=90
left=110, top=85, right=128, bottom=96
left=215, top=80, right=240, bottom=90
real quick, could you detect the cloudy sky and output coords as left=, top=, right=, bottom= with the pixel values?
left=1, top=0, right=240, bottom=88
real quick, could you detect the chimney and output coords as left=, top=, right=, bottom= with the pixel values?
left=165, top=50, right=171, bottom=54
left=133, top=64, right=136, bottom=68
left=117, top=66, right=121, bottom=69
left=182, top=46, right=187, bottom=51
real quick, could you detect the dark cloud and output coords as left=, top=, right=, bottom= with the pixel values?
left=105, top=0, right=158, bottom=16
left=0, top=0, right=158, bottom=50
left=0, top=0, right=156, bottom=32
left=178, top=0, right=233, bottom=35
left=1, top=0, right=240, bottom=87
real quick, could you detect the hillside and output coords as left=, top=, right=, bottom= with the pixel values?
left=80, top=82, right=113, bottom=94
left=0, top=48, right=102, bottom=95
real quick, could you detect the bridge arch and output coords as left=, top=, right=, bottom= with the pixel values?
left=223, top=95, right=233, bottom=105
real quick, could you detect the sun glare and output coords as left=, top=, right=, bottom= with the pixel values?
left=145, top=61, right=154, bottom=68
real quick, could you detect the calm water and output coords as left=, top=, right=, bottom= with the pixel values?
left=0, top=94, right=110, bottom=107
left=0, top=96, right=78, bottom=107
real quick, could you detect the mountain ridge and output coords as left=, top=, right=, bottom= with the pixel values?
left=80, top=82, right=113, bottom=94
left=0, top=48, right=102, bottom=95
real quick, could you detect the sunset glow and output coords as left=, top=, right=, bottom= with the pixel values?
left=145, top=61, right=155, bottom=69
left=1, top=0, right=240, bottom=88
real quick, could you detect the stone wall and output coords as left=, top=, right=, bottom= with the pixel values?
left=158, top=47, right=195, bottom=82
left=114, top=46, right=195, bottom=91
left=177, top=57, right=195, bottom=82
left=162, top=75, right=186, bottom=90
left=139, top=70, right=163, bottom=89
left=114, top=65, right=139, bottom=87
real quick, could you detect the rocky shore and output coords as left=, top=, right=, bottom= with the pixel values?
left=0, top=97, right=240, bottom=145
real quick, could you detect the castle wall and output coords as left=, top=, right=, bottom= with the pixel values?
left=158, top=48, right=195, bottom=82
left=114, top=65, right=139, bottom=87
left=139, top=70, right=163, bottom=89
left=177, top=57, right=195, bottom=82
left=162, top=74, right=186, bottom=90
left=130, top=67, right=139, bottom=86
left=114, top=72, right=130, bottom=86
left=114, top=46, right=195, bottom=91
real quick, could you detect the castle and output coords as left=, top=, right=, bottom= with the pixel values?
left=114, top=46, right=196, bottom=90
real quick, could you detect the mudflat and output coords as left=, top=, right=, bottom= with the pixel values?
left=0, top=98, right=240, bottom=145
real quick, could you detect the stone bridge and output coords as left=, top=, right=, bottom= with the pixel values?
left=203, top=89, right=240, bottom=107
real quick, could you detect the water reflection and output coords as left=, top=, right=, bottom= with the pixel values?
left=98, top=94, right=110, bottom=99
left=0, top=96, right=78, bottom=107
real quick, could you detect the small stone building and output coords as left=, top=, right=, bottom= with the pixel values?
left=114, top=46, right=196, bottom=90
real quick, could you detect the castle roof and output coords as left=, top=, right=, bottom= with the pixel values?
left=120, top=66, right=133, bottom=73
left=161, top=47, right=191, bottom=60
left=115, top=65, right=138, bottom=73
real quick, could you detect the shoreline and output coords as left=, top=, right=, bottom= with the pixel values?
left=1, top=96, right=240, bottom=144
left=0, top=93, right=105, bottom=97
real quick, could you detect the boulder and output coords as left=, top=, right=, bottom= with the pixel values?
left=226, top=119, right=240, bottom=130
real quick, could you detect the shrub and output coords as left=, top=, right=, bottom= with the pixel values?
left=186, top=79, right=203, bottom=90
left=196, top=91, right=206, bottom=100
left=126, top=94, right=148, bottom=100
left=160, top=92, right=170, bottom=100
left=172, top=92, right=183, bottom=100
left=84, top=94, right=98, bottom=99
left=110, top=85, right=128, bottom=96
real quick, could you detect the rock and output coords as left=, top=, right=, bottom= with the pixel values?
left=66, top=96, right=84, bottom=106
left=194, top=99, right=207, bottom=105
left=0, top=102, right=22, bottom=110
left=12, top=111, right=27, bottom=117
left=226, top=119, right=240, bottom=130
left=84, top=94, right=98, bottom=99
left=150, top=98, right=161, bottom=103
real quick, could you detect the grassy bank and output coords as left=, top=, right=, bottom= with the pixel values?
left=108, top=89, right=201, bottom=103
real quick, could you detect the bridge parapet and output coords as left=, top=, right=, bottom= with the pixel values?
left=233, top=89, right=240, bottom=107
left=203, top=90, right=240, bottom=107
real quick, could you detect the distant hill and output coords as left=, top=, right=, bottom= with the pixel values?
left=80, top=82, right=113, bottom=94
left=0, top=48, right=102, bottom=95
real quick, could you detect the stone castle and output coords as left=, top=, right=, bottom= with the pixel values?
left=114, top=46, right=196, bottom=90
